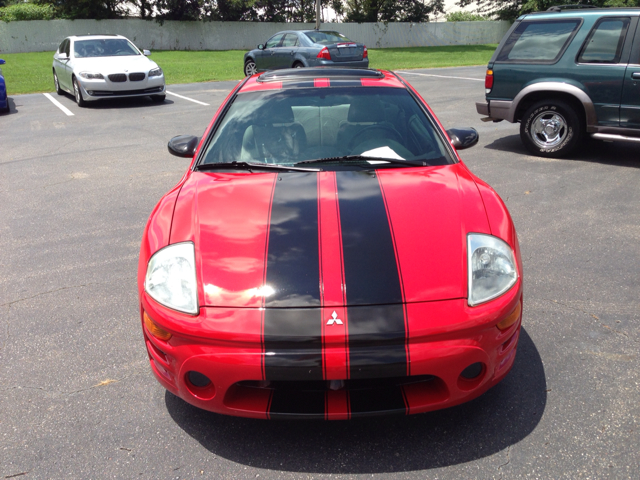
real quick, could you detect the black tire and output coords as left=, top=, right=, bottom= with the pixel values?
left=72, top=77, right=87, bottom=108
left=520, top=100, right=583, bottom=158
left=0, top=93, right=9, bottom=114
left=53, top=69, right=64, bottom=95
left=244, top=59, right=257, bottom=77
left=293, top=62, right=304, bottom=68
left=151, top=94, right=166, bottom=103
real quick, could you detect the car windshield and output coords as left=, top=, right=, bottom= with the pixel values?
left=304, top=31, right=353, bottom=45
left=200, top=87, right=454, bottom=168
left=74, top=39, right=140, bottom=58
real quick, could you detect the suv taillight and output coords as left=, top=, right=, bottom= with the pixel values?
left=317, top=47, right=331, bottom=61
left=485, top=69, right=494, bottom=93
left=363, top=46, right=368, bottom=59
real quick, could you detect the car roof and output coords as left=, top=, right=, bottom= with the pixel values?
left=239, top=68, right=406, bottom=93
left=68, top=34, right=126, bottom=40
left=521, top=7, right=640, bottom=20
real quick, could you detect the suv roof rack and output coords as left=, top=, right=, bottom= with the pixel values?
left=546, top=4, right=596, bottom=12
left=257, top=67, right=383, bottom=83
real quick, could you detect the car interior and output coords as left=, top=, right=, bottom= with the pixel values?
left=201, top=88, right=452, bottom=166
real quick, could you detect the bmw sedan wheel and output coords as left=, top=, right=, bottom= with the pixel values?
left=244, top=59, right=257, bottom=77
left=53, top=70, right=64, bottom=95
left=520, top=100, right=583, bottom=158
left=73, top=77, right=87, bottom=108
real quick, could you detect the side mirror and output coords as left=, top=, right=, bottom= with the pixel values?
left=446, top=127, right=479, bottom=150
left=57, top=52, right=68, bottom=60
left=257, top=44, right=265, bottom=50
left=168, top=135, right=200, bottom=158
left=0, top=59, right=5, bottom=65
left=143, top=49, right=151, bottom=56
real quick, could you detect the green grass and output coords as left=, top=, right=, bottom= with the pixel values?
left=0, top=44, right=497, bottom=96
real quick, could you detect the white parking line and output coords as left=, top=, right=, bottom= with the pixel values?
left=43, top=93, right=75, bottom=116
left=397, top=71, right=484, bottom=82
left=166, top=90, right=210, bottom=106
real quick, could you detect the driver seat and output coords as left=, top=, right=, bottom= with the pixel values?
left=336, top=96, right=390, bottom=150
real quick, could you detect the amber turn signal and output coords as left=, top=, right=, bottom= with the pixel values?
left=497, top=301, right=521, bottom=331
left=143, top=311, right=172, bottom=341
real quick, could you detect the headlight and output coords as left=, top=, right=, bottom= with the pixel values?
left=145, top=242, right=198, bottom=314
left=78, top=72, right=104, bottom=79
left=468, top=233, right=517, bottom=306
left=149, top=67, right=163, bottom=77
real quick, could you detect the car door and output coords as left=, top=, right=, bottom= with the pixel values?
left=574, top=16, right=636, bottom=126
left=620, top=19, right=640, bottom=128
left=53, top=39, right=71, bottom=90
left=276, top=33, right=299, bottom=69
left=257, top=34, right=284, bottom=71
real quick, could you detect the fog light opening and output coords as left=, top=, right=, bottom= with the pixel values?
left=187, top=371, right=211, bottom=388
left=457, top=362, right=486, bottom=391
left=461, top=362, right=483, bottom=380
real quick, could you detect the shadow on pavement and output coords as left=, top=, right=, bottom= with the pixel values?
left=484, top=133, right=640, bottom=168
left=166, top=328, right=546, bottom=474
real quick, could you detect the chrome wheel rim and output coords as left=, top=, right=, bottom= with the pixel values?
left=531, top=110, right=568, bottom=149
left=245, top=62, right=256, bottom=76
left=54, top=73, right=59, bottom=91
left=294, top=64, right=302, bottom=68
left=74, top=81, right=80, bottom=103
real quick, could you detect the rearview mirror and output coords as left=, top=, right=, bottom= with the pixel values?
left=57, top=53, right=68, bottom=60
left=446, top=127, right=479, bottom=150
left=257, top=44, right=265, bottom=50
left=168, top=135, right=200, bottom=158
left=143, top=49, right=151, bottom=56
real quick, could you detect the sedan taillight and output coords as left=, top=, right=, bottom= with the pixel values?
left=317, top=47, right=331, bottom=61
left=363, top=46, right=368, bottom=59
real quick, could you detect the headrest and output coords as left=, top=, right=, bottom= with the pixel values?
left=264, top=101, right=295, bottom=124
left=348, top=96, right=384, bottom=123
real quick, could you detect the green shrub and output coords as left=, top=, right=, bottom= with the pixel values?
left=446, top=11, right=489, bottom=22
left=0, top=3, right=56, bottom=22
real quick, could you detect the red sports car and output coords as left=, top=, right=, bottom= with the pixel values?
left=138, top=68, right=523, bottom=419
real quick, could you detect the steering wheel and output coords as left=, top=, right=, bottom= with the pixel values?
left=349, top=125, right=403, bottom=150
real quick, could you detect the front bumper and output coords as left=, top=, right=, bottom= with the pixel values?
left=141, top=283, right=522, bottom=419
left=77, top=75, right=165, bottom=102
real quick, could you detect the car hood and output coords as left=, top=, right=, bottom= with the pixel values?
left=72, top=55, right=157, bottom=74
left=170, top=164, right=491, bottom=308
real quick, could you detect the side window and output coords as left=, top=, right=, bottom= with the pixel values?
left=578, top=17, right=630, bottom=64
left=64, top=40, right=71, bottom=56
left=497, top=20, right=581, bottom=63
left=265, top=34, right=284, bottom=49
left=282, top=34, right=298, bottom=47
left=59, top=39, right=69, bottom=55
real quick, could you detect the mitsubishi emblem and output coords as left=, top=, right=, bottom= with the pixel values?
left=327, top=311, right=343, bottom=325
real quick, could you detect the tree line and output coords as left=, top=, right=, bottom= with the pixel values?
left=0, top=0, right=447, bottom=22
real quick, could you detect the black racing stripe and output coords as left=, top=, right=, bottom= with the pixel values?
left=263, top=172, right=322, bottom=381
left=336, top=171, right=407, bottom=379
left=263, top=309, right=323, bottom=381
left=349, top=385, right=406, bottom=416
left=268, top=384, right=325, bottom=420
left=265, top=172, right=320, bottom=307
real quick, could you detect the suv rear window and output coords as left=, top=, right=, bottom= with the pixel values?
left=496, top=20, right=581, bottom=63
left=578, top=17, right=630, bottom=64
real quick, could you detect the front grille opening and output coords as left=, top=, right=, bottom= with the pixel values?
left=108, top=73, right=127, bottom=82
left=224, top=375, right=449, bottom=417
left=129, top=72, right=145, bottom=81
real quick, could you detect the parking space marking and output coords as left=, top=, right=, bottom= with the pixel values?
left=166, top=91, right=210, bottom=106
left=397, top=71, right=484, bottom=82
left=43, top=93, right=75, bottom=116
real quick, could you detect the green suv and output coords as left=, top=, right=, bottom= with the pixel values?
left=477, top=7, right=640, bottom=157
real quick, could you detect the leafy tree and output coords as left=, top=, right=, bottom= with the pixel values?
left=35, top=0, right=124, bottom=19
left=0, top=2, right=56, bottom=21
left=344, top=0, right=444, bottom=22
left=456, top=0, right=640, bottom=21
left=446, top=11, right=487, bottom=21
left=154, top=0, right=203, bottom=20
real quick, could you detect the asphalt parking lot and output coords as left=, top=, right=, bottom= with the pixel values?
left=1, top=66, right=639, bottom=479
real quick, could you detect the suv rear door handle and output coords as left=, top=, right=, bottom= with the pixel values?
left=632, top=73, right=640, bottom=79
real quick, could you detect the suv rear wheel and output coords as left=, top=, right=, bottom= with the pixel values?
left=520, top=100, right=583, bottom=157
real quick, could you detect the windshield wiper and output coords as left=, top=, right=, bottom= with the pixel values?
left=296, top=155, right=429, bottom=167
left=195, top=161, right=321, bottom=172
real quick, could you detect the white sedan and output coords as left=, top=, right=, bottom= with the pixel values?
left=52, top=34, right=166, bottom=107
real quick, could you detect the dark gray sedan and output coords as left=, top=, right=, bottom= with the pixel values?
left=243, top=30, right=368, bottom=76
